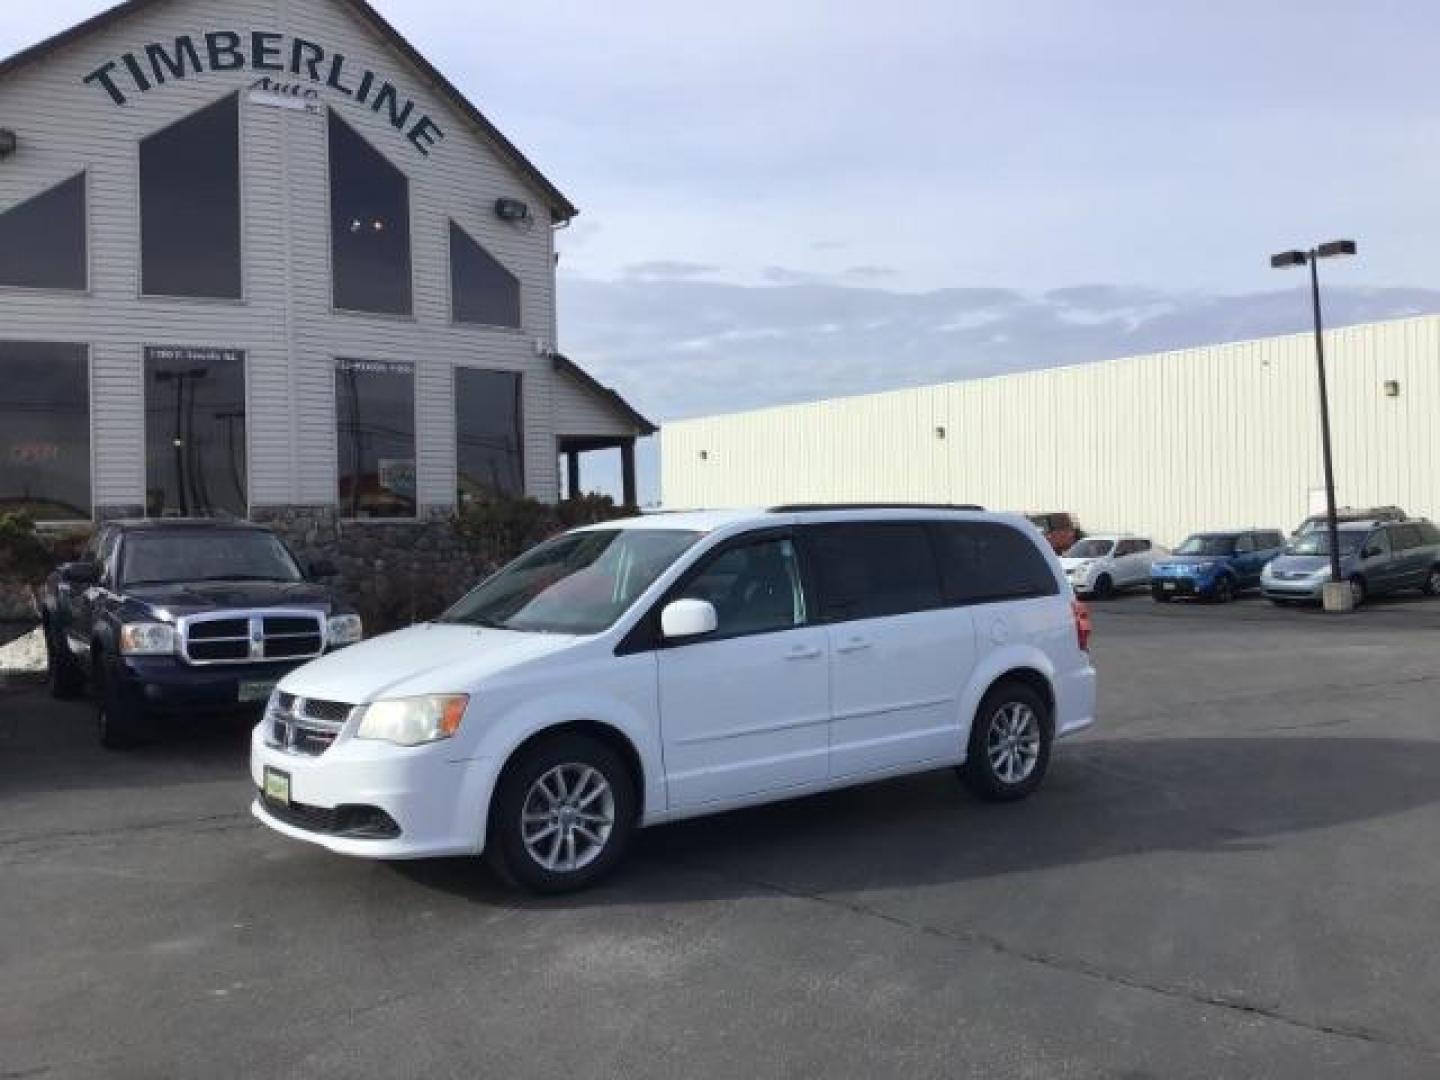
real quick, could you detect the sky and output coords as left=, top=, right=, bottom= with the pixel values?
left=5, top=1, right=1440, bottom=500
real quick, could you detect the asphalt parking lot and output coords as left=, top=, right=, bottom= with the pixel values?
left=3, top=595, right=1440, bottom=1078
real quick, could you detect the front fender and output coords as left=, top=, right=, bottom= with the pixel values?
left=460, top=677, right=665, bottom=827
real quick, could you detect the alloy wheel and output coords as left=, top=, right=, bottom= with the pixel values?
left=986, top=702, right=1042, bottom=785
left=520, top=763, right=616, bottom=873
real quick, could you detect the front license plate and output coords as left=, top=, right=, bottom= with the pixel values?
left=1162, top=582, right=1176, bottom=591
left=239, top=679, right=278, bottom=704
left=263, top=766, right=291, bottom=807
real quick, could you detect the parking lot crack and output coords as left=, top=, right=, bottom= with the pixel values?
left=661, top=856, right=1440, bottom=1062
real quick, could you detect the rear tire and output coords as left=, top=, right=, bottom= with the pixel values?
left=1422, top=566, right=1440, bottom=597
left=1211, top=576, right=1235, bottom=604
left=44, top=617, right=85, bottom=699
left=488, top=734, right=638, bottom=894
left=959, top=681, right=1053, bottom=803
left=1151, top=587, right=1173, bottom=604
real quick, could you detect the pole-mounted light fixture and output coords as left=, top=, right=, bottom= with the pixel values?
left=1270, top=238, right=1358, bottom=609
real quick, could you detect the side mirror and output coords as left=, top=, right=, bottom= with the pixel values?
left=661, top=599, right=718, bottom=641
left=1363, top=546, right=1382, bottom=560
left=59, top=562, right=100, bottom=586
left=308, top=559, right=339, bottom=580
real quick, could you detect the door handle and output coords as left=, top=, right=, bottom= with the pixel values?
left=835, top=637, right=872, bottom=654
left=785, top=645, right=823, bottom=661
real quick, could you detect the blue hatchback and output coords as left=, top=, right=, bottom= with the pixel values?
left=1150, top=529, right=1286, bottom=603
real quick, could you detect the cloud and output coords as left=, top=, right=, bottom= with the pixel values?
left=622, top=260, right=719, bottom=281
left=843, top=265, right=896, bottom=280
left=558, top=278, right=1440, bottom=427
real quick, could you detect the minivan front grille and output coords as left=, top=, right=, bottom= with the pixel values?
left=265, top=694, right=357, bottom=757
left=180, top=610, right=326, bottom=666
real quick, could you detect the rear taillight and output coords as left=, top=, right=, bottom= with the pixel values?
left=1072, top=600, right=1092, bottom=652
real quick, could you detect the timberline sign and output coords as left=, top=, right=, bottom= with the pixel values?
left=83, top=31, right=445, bottom=157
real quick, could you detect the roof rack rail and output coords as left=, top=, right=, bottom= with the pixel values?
left=768, top=502, right=985, bottom=513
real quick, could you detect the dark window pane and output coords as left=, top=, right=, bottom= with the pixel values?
left=144, top=346, right=247, bottom=518
left=681, top=537, right=806, bottom=637
left=330, top=113, right=412, bottom=315
left=455, top=368, right=523, bottom=502
left=808, top=523, right=942, bottom=621
left=336, top=359, right=415, bottom=518
left=140, top=94, right=241, bottom=298
left=0, top=342, right=90, bottom=521
left=933, top=522, right=1059, bottom=604
left=450, top=222, right=520, bottom=327
left=0, top=174, right=86, bottom=290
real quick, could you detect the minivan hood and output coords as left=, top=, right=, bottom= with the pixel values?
left=276, top=622, right=583, bottom=704
left=1060, top=557, right=1101, bottom=571
left=1270, top=554, right=1339, bottom=575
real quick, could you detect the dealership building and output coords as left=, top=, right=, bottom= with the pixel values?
left=663, top=314, right=1440, bottom=546
left=0, top=0, right=654, bottom=542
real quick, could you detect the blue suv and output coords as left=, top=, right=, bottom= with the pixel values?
left=1150, top=529, right=1286, bottom=603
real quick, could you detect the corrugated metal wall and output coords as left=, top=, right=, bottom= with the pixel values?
left=662, top=315, right=1440, bottom=546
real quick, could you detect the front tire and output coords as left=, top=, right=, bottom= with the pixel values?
left=1210, top=576, right=1235, bottom=604
left=1092, top=574, right=1114, bottom=600
left=1349, top=575, right=1367, bottom=607
left=489, top=734, right=638, bottom=894
left=959, top=681, right=1053, bottom=802
left=94, top=654, right=152, bottom=750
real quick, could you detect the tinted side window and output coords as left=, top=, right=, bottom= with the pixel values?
left=808, top=523, right=942, bottom=621
left=1261, top=532, right=1284, bottom=549
left=140, top=94, right=242, bottom=298
left=679, top=537, right=806, bottom=637
left=1234, top=534, right=1255, bottom=554
left=1419, top=523, right=1440, bottom=546
left=933, top=522, right=1059, bottom=604
left=0, top=173, right=86, bottom=290
left=1391, top=525, right=1422, bottom=551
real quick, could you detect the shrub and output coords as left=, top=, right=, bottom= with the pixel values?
left=454, top=493, right=633, bottom=568
left=0, top=512, right=55, bottom=586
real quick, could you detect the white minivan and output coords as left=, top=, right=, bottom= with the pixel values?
left=251, top=507, right=1097, bottom=892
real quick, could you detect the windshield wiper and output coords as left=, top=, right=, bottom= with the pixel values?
left=185, top=575, right=294, bottom=583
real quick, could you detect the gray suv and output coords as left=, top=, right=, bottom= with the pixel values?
left=1262, top=520, right=1440, bottom=605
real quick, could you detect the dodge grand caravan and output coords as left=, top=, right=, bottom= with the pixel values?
left=252, top=507, right=1097, bottom=893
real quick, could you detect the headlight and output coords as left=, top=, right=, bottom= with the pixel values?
left=354, top=695, right=469, bottom=747
left=119, top=622, right=176, bottom=656
left=327, top=613, right=363, bottom=647
left=1308, top=566, right=1334, bottom=581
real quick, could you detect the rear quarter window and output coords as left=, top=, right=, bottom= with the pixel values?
left=932, top=521, right=1059, bottom=604
left=806, top=523, right=943, bottom=622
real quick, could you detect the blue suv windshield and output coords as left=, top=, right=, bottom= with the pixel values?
left=1175, top=535, right=1236, bottom=557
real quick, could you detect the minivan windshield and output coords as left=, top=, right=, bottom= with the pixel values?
left=1066, top=539, right=1113, bottom=558
left=121, top=530, right=304, bottom=587
left=1286, top=531, right=1366, bottom=557
left=440, top=529, right=701, bottom=635
left=1174, top=534, right=1236, bottom=557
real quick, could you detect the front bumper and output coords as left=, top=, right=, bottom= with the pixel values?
left=249, top=724, right=498, bottom=859
left=1262, top=578, right=1325, bottom=601
left=115, top=656, right=308, bottom=715
left=1150, top=576, right=1209, bottom=598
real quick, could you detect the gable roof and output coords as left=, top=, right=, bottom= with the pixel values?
left=553, top=354, right=658, bottom=437
left=0, top=0, right=578, bottom=222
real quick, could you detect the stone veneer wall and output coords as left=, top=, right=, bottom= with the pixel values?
left=251, top=506, right=496, bottom=634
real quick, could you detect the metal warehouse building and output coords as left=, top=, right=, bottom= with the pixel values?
left=0, top=0, right=653, bottom=534
left=662, top=314, right=1440, bottom=545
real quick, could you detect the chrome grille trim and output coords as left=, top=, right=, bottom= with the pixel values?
left=263, top=694, right=358, bottom=757
left=177, top=609, right=326, bottom=666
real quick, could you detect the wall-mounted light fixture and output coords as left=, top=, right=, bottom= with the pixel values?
left=495, top=197, right=530, bottom=222
left=0, top=129, right=17, bottom=158
left=699, top=450, right=710, bottom=461
left=1384, top=380, right=1401, bottom=397
left=935, top=425, right=947, bottom=440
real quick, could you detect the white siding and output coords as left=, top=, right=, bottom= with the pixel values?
left=0, top=0, right=566, bottom=511
left=662, top=315, right=1440, bottom=546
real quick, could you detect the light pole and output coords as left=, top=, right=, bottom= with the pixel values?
left=1270, top=239, right=1356, bottom=608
